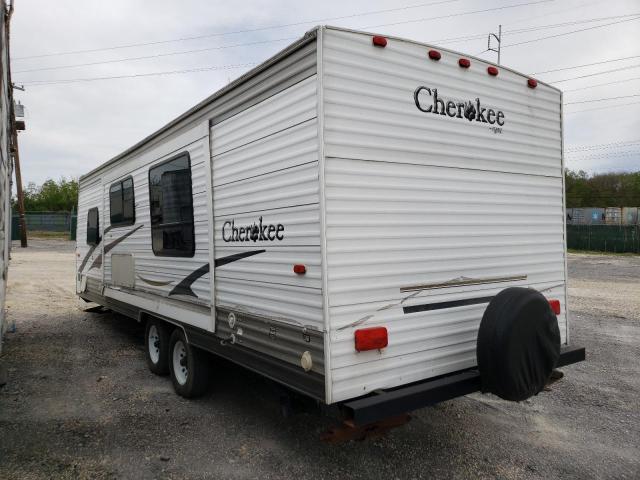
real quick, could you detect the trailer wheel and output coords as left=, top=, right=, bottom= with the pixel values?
left=477, top=287, right=561, bottom=401
left=144, top=318, right=170, bottom=375
left=168, top=329, right=210, bottom=398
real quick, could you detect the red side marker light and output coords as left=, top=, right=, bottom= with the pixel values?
left=372, top=36, right=387, bottom=47
left=293, top=264, right=306, bottom=275
left=487, top=66, right=499, bottom=76
left=528, top=78, right=538, bottom=89
left=459, top=58, right=471, bottom=68
left=428, top=49, right=441, bottom=60
left=355, top=327, right=388, bottom=352
left=548, top=299, right=561, bottom=315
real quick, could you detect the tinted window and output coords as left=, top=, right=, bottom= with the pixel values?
left=109, top=177, right=135, bottom=227
left=87, top=207, right=100, bottom=245
left=148, top=153, right=194, bottom=257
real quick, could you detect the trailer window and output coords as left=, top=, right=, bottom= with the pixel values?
left=148, top=153, right=195, bottom=257
left=109, top=176, right=135, bottom=227
left=86, top=207, right=100, bottom=246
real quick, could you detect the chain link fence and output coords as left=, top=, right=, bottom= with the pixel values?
left=12, top=211, right=77, bottom=240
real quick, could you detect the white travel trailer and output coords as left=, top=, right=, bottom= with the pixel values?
left=76, top=26, right=584, bottom=425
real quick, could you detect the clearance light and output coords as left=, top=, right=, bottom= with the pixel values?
left=459, top=58, right=471, bottom=68
left=293, top=264, right=306, bottom=275
left=549, top=299, right=561, bottom=315
left=487, top=66, right=499, bottom=76
left=355, top=327, right=388, bottom=352
left=372, top=36, right=387, bottom=47
left=528, top=78, right=538, bottom=89
left=428, top=49, right=441, bottom=61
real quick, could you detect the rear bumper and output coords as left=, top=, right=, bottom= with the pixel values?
left=342, top=345, right=585, bottom=426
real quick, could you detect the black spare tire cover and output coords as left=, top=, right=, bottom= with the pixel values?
left=477, top=287, right=561, bottom=401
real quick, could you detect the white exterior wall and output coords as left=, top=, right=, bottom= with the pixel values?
left=320, top=28, right=566, bottom=402
left=0, top=2, right=11, bottom=353
left=101, top=132, right=212, bottom=305
left=211, top=75, right=324, bottom=331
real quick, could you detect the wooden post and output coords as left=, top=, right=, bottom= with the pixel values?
left=6, top=2, right=26, bottom=247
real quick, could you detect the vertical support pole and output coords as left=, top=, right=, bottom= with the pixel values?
left=11, top=128, right=26, bottom=247
left=497, top=24, right=502, bottom=65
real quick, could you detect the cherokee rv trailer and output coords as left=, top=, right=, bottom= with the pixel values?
left=76, top=26, right=584, bottom=425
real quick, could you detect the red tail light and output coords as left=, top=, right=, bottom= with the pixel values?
left=487, top=66, right=499, bottom=76
left=355, top=327, right=388, bottom=352
left=458, top=58, right=471, bottom=68
left=293, top=264, right=306, bottom=275
left=528, top=78, right=538, bottom=89
left=428, top=49, right=441, bottom=60
left=548, top=299, right=561, bottom=315
left=372, top=36, right=387, bottom=47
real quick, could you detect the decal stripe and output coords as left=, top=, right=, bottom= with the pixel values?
left=90, top=225, right=144, bottom=270
left=137, top=275, right=173, bottom=287
left=214, top=249, right=266, bottom=268
left=169, top=250, right=266, bottom=298
left=78, top=225, right=113, bottom=272
left=403, top=296, right=494, bottom=314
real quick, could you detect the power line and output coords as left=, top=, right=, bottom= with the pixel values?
left=551, top=63, right=640, bottom=84
left=362, top=0, right=554, bottom=30
left=566, top=139, right=640, bottom=151
left=502, top=15, right=640, bottom=48
left=564, top=100, right=640, bottom=114
left=11, top=0, right=466, bottom=60
left=20, top=62, right=258, bottom=86
left=565, top=93, right=640, bottom=105
left=564, top=76, right=640, bottom=92
left=12, top=37, right=296, bottom=74
left=532, top=53, right=640, bottom=75
left=431, top=14, right=640, bottom=46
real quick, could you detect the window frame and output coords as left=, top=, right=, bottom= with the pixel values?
left=109, top=175, right=136, bottom=228
left=147, top=152, right=195, bottom=258
left=86, top=207, right=101, bottom=246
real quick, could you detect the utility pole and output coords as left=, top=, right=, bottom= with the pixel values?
left=6, top=3, right=27, bottom=247
left=487, top=24, right=502, bottom=65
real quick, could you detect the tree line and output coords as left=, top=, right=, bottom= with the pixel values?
left=13, top=178, right=78, bottom=212
left=565, top=170, right=640, bottom=208
left=11, top=171, right=640, bottom=213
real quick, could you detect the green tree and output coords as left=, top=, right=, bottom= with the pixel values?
left=565, top=169, right=640, bottom=207
left=15, top=177, right=78, bottom=212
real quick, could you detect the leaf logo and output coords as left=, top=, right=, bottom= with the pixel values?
left=250, top=223, right=259, bottom=242
left=464, top=102, right=476, bottom=122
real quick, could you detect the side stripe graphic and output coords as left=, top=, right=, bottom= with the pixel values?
left=169, top=249, right=266, bottom=298
left=403, top=296, right=494, bottom=314
left=78, top=225, right=113, bottom=272
left=90, top=225, right=144, bottom=270
left=137, top=275, right=173, bottom=287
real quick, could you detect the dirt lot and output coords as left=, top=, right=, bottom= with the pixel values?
left=0, top=239, right=638, bottom=479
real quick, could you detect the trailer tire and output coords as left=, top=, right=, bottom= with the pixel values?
left=168, top=329, right=210, bottom=398
left=145, top=318, right=170, bottom=376
left=477, top=287, right=560, bottom=401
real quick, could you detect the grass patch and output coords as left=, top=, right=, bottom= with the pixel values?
left=25, top=230, right=71, bottom=239
left=567, top=248, right=639, bottom=256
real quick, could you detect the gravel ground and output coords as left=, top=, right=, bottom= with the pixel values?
left=0, top=239, right=638, bottom=479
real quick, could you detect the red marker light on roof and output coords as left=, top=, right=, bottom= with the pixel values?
left=487, top=66, right=499, bottom=76
left=528, top=78, right=538, bottom=89
left=293, top=264, right=306, bottom=275
left=548, top=299, right=561, bottom=315
left=355, top=327, right=388, bottom=352
left=428, top=49, right=441, bottom=60
left=372, top=36, right=387, bottom=47
left=458, top=58, right=471, bottom=68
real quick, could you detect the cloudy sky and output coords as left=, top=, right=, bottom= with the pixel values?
left=9, top=0, right=640, bottom=186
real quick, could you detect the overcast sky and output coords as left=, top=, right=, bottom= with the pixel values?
left=9, top=0, right=640, bottom=186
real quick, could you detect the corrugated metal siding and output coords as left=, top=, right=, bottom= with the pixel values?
left=76, top=178, right=104, bottom=289
left=77, top=35, right=318, bottom=333
left=321, top=28, right=565, bottom=402
left=101, top=135, right=212, bottom=305
left=211, top=74, right=323, bottom=332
